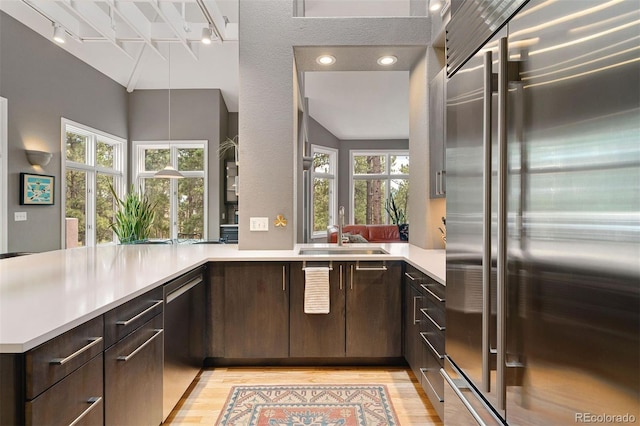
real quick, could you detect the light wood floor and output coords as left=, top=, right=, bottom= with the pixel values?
left=165, top=367, right=443, bottom=425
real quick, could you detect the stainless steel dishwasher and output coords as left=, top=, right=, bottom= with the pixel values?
left=163, top=266, right=206, bottom=421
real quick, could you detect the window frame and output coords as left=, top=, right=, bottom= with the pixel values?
left=61, top=118, right=127, bottom=247
left=349, top=150, right=409, bottom=225
left=132, top=140, right=208, bottom=240
left=310, top=145, right=338, bottom=239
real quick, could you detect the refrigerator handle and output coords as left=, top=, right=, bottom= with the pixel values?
left=496, top=36, right=509, bottom=411
left=481, top=50, right=493, bottom=394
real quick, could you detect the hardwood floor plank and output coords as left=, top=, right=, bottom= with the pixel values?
left=165, top=367, right=443, bottom=425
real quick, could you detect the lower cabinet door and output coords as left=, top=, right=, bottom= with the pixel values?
left=104, top=314, right=163, bottom=426
left=289, top=262, right=346, bottom=357
left=26, top=354, right=103, bottom=426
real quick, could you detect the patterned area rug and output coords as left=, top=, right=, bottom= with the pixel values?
left=215, top=384, right=400, bottom=425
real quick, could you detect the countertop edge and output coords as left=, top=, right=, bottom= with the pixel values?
left=0, top=244, right=444, bottom=353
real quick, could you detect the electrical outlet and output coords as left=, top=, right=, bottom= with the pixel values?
left=14, top=212, right=27, bottom=221
left=249, top=217, right=269, bottom=232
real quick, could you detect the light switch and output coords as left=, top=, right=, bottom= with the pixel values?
left=14, top=212, right=27, bottom=221
left=249, top=217, right=269, bottom=231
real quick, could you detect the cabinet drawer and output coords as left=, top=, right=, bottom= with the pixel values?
left=105, top=314, right=163, bottom=426
left=420, top=345, right=444, bottom=421
left=26, top=354, right=103, bottom=426
left=104, top=287, right=163, bottom=348
left=26, top=315, right=104, bottom=399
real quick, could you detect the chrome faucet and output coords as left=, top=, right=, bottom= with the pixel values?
left=338, top=206, right=345, bottom=246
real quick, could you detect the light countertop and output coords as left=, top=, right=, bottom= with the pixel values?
left=0, top=243, right=444, bottom=353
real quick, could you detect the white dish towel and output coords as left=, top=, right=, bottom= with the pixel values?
left=304, top=267, right=330, bottom=314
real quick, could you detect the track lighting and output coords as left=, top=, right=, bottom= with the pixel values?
left=201, top=26, right=213, bottom=44
left=52, top=24, right=66, bottom=44
left=429, top=0, right=443, bottom=12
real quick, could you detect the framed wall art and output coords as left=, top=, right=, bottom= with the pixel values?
left=20, top=173, right=55, bottom=205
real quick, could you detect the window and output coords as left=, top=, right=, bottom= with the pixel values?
left=351, top=151, right=409, bottom=225
left=133, top=141, right=207, bottom=240
left=310, top=145, right=338, bottom=238
left=63, top=119, right=126, bottom=247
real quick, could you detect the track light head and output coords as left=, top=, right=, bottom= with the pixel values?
left=52, top=24, right=66, bottom=44
left=201, top=26, right=213, bottom=45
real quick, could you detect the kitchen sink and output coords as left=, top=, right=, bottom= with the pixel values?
left=298, top=247, right=388, bottom=256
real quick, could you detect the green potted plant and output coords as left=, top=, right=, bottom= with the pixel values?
left=109, top=184, right=157, bottom=244
left=385, top=193, right=408, bottom=241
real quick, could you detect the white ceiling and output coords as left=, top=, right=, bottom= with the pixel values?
left=1, top=0, right=418, bottom=139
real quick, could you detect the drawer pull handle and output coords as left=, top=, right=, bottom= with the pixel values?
left=421, top=332, right=444, bottom=359
left=421, top=284, right=445, bottom=302
left=413, top=296, right=421, bottom=324
left=116, top=300, right=163, bottom=326
left=421, top=308, right=446, bottom=331
left=355, top=261, right=387, bottom=271
left=420, top=368, right=444, bottom=402
left=50, top=337, right=103, bottom=365
left=166, top=277, right=203, bottom=304
left=404, top=272, right=417, bottom=281
left=68, top=396, right=102, bottom=426
left=117, top=329, right=163, bottom=362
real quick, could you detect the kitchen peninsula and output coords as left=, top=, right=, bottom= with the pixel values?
left=0, top=243, right=444, bottom=425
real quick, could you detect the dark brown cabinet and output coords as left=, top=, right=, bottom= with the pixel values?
left=104, top=314, right=163, bottom=426
left=403, top=267, right=423, bottom=380
left=346, top=261, right=402, bottom=358
left=221, top=262, right=290, bottom=358
left=289, top=262, right=346, bottom=357
left=104, top=288, right=164, bottom=426
left=26, top=354, right=103, bottom=426
left=403, top=264, right=445, bottom=420
left=1, top=316, right=105, bottom=426
left=289, top=261, right=402, bottom=359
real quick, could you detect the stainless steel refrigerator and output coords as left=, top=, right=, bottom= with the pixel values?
left=443, top=0, right=640, bottom=424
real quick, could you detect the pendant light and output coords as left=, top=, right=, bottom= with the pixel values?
left=155, top=44, right=184, bottom=179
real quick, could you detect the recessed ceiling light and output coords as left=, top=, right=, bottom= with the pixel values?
left=429, top=0, right=443, bottom=12
left=316, top=55, right=336, bottom=66
left=377, top=55, right=397, bottom=66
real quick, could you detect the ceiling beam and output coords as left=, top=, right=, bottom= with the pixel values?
left=57, top=0, right=136, bottom=59
left=148, top=0, right=199, bottom=61
left=22, top=0, right=83, bottom=40
left=108, top=0, right=166, bottom=60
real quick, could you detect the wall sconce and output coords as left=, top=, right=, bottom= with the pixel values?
left=26, top=150, right=53, bottom=167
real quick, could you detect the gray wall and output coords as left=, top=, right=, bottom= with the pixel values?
left=0, top=12, right=128, bottom=253
left=128, top=89, right=224, bottom=240
left=239, top=0, right=430, bottom=249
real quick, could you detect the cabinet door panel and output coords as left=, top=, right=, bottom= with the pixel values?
left=347, top=262, right=402, bottom=357
left=224, top=262, right=289, bottom=358
left=104, top=314, right=163, bottom=426
left=290, top=262, right=346, bottom=357
left=404, top=277, right=422, bottom=379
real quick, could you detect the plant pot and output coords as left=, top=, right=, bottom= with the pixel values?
left=398, top=223, right=409, bottom=241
